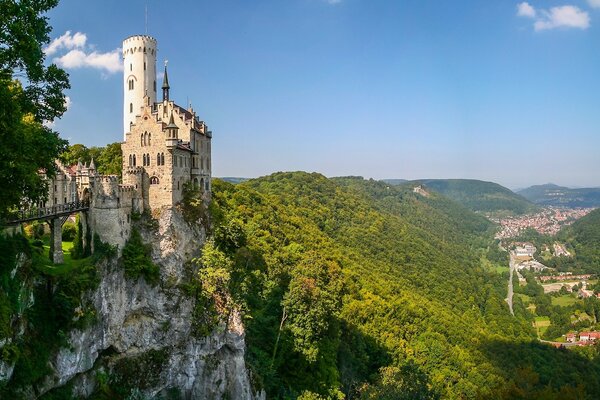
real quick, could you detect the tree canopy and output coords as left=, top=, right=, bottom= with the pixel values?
left=0, top=0, right=69, bottom=219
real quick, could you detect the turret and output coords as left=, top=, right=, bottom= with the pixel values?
left=122, top=35, right=157, bottom=139
left=165, top=112, right=179, bottom=148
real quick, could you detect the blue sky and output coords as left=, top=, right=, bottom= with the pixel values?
left=45, top=0, right=600, bottom=189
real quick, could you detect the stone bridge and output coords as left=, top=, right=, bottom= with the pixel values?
left=4, top=200, right=90, bottom=264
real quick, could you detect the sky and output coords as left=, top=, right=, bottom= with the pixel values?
left=44, top=0, right=600, bottom=189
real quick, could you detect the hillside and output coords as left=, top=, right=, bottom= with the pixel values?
left=555, top=208, right=600, bottom=273
left=518, top=184, right=600, bottom=208
left=405, top=179, right=539, bottom=215
left=207, top=172, right=600, bottom=399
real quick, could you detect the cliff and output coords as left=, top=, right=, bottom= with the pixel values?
left=0, top=208, right=263, bottom=399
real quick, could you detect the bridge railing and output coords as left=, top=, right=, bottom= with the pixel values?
left=3, top=200, right=90, bottom=225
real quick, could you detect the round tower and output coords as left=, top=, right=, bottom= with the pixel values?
left=122, top=35, right=157, bottom=139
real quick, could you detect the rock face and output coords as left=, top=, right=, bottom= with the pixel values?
left=37, top=208, right=262, bottom=399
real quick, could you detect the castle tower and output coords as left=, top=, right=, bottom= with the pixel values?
left=122, top=35, right=157, bottom=139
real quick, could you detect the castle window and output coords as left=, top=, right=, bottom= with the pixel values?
left=150, top=176, right=159, bottom=185
left=161, top=153, right=165, bottom=166
left=142, top=154, right=146, bottom=166
left=147, top=153, right=151, bottom=166
left=144, top=61, right=146, bottom=70
left=133, top=154, right=136, bottom=166
left=148, top=133, right=151, bottom=146
left=130, top=103, right=133, bottom=113
left=130, top=63, right=132, bottom=71
left=140, top=133, right=144, bottom=146
left=129, top=80, right=134, bottom=90
left=129, top=154, right=132, bottom=166
left=157, top=153, right=160, bottom=165
left=153, top=80, right=156, bottom=92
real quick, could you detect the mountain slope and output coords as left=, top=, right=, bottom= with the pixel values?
left=556, top=208, right=600, bottom=273
left=407, top=178, right=539, bottom=215
left=208, top=172, right=599, bottom=399
left=518, top=184, right=600, bottom=208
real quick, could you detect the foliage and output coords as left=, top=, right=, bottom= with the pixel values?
left=61, top=221, right=76, bottom=241
left=0, top=232, right=100, bottom=395
left=121, top=228, right=159, bottom=285
left=205, top=172, right=600, bottom=399
left=0, top=0, right=69, bottom=219
left=557, top=208, right=600, bottom=274
left=59, top=142, right=123, bottom=175
left=181, top=181, right=208, bottom=224
left=195, top=239, right=232, bottom=310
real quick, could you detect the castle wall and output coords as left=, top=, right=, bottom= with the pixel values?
left=88, top=176, right=133, bottom=253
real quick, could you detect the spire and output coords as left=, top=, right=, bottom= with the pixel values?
left=162, top=60, right=170, bottom=102
left=89, top=157, right=96, bottom=171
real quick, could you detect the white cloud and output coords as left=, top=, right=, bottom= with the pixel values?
left=44, top=31, right=87, bottom=56
left=47, top=31, right=123, bottom=74
left=534, top=6, right=590, bottom=31
left=517, top=3, right=590, bottom=31
left=588, top=0, right=600, bottom=8
left=517, top=2, right=536, bottom=18
left=54, top=49, right=122, bottom=73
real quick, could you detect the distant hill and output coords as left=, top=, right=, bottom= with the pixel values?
left=218, top=177, right=250, bottom=184
left=381, top=178, right=408, bottom=186
left=518, top=184, right=600, bottom=208
left=406, top=179, right=539, bottom=215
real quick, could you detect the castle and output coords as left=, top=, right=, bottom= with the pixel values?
left=39, top=34, right=212, bottom=261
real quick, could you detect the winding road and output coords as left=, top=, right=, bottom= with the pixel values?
left=506, top=251, right=515, bottom=316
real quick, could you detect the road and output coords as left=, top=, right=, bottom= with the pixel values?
left=506, top=251, right=515, bottom=316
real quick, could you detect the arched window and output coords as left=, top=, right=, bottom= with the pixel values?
left=133, top=154, right=136, bottom=166
left=142, top=154, right=146, bottom=166
left=130, top=103, right=133, bottom=113
left=148, top=133, right=151, bottom=146
left=129, top=154, right=132, bottom=166
left=147, top=153, right=151, bottom=166
left=157, top=153, right=161, bottom=165
left=150, top=176, right=159, bottom=185
left=161, top=153, right=165, bottom=166
left=200, top=178, right=205, bottom=191
left=140, top=134, right=144, bottom=146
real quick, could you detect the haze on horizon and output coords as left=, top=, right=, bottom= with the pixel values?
left=46, top=0, right=600, bottom=190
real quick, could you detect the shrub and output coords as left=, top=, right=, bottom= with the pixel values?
left=62, top=221, right=77, bottom=241
left=122, top=228, right=159, bottom=285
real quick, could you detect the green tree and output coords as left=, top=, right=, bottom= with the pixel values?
left=96, top=142, right=122, bottom=175
left=281, top=253, right=343, bottom=362
left=0, top=0, right=70, bottom=219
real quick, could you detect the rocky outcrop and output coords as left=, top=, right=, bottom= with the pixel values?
left=26, top=208, right=262, bottom=399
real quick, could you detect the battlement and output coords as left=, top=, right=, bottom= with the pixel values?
left=125, top=166, right=145, bottom=175
left=118, top=185, right=135, bottom=192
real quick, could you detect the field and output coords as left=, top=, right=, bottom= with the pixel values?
left=551, top=295, right=579, bottom=307
left=534, top=316, right=550, bottom=337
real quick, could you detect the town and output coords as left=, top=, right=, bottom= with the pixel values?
left=492, top=207, right=593, bottom=240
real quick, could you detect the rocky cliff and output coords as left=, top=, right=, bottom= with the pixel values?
left=1, top=208, right=263, bottom=399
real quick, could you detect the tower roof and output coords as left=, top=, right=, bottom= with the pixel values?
left=166, top=112, right=178, bottom=130
left=162, top=64, right=170, bottom=90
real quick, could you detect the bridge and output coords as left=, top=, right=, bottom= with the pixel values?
left=3, top=200, right=91, bottom=264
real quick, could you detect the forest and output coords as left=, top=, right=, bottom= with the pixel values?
left=198, top=173, right=600, bottom=399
